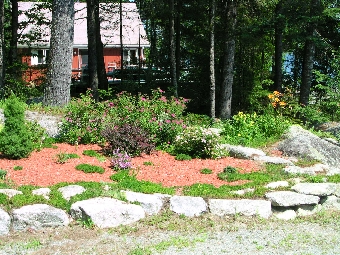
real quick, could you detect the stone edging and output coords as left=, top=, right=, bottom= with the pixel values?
left=1, top=181, right=340, bottom=236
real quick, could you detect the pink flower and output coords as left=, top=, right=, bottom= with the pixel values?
left=141, top=97, right=146, bottom=101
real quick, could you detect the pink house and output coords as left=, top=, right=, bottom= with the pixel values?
left=18, top=2, right=150, bottom=83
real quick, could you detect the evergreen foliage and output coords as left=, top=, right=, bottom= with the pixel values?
left=0, top=96, right=34, bottom=159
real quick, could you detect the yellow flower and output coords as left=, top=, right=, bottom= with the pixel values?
left=279, top=101, right=287, bottom=106
left=268, top=94, right=274, bottom=99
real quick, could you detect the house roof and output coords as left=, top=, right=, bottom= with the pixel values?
left=18, top=2, right=150, bottom=48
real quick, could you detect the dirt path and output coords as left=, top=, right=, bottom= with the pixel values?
left=1, top=212, right=339, bottom=255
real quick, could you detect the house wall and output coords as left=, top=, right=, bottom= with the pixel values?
left=21, top=47, right=125, bottom=83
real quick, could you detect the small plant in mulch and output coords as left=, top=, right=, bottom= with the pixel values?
left=0, top=169, right=7, bottom=180
left=200, top=168, right=213, bottom=174
left=175, top=153, right=192, bottom=161
left=83, top=149, right=106, bottom=162
left=75, top=163, right=105, bottom=174
left=55, top=152, right=80, bottom=164
left=143, top=161, right=154, bottom=166
left=217, top=166, right=239, bottom=181
left=111, top=149, right=132, bottom=171
left=13, top=166, right=23, bottom=171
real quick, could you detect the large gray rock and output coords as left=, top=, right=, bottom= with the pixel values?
left=291, top=183, right=338, bottom=196
left=253, top=155, right=294, bottom=165
left=0, top=208, right=10, bottom=235
left=265, top=191, right=320, bottom=207
left=284, top=164, right=330, bottom=175
left=58, top=185, right=86, bottom=201
left=320, top=195, right=340, bottom=210
left=209, top=199, right=272, bottom=219
left=32, top=188, right=51, bottom=200
left=0, top=189, right=23, bottom=198
left=170, top=196, right=207, bottom=217
left=221, top=144, right=266, bottom=159
left=123, top=191, right=169, bottom=215
left=12, top=204, right=70, bottom=231
left=70, top=197, right=145, bottom=229
left=278, top=125, right=340, bottom=168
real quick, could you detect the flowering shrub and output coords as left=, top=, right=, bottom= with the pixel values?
left=104, top=88, right=188, bottom=147
left=59, top=89, right=106, bottom=144
left=111, top=149, right=132, bottom=171
left=101, top=123, right=155, bottom=157
left=173, top=126, right=222, bottom=159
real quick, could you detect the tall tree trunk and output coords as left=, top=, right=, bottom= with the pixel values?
left=87, top=0, right=99, bottom=101
left=43, top=0, right=74, bottom=107
left=95, top=3, right=108, bottom=91
left=0, top=0, right=4, bottom=97
left=274, top=0, right=283, bottom=92
left=299, top=0, right=320, bottom=107
left=9, top=0, right=18, bottom=68
left=175, top=0, right=181, bottom=84
left=209, top=0, right=216, bottom=119
left=219, top=0, right=237, bottom=120
left=120, top=0, right=124, bottom=81
left=169, top=0, right=178, bottom=97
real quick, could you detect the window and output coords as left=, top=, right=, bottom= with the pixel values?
left=79, top=49, right=88, bottom=65
left=31, top=49, right=50, bottom=65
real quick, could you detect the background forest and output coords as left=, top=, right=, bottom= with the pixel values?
left=0, top=0, right=339, bottom=126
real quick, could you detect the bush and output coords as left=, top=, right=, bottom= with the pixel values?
left=175, top=153, right=192, bottom=161
left=173, top=126, right=222, bottom=159
left=58, top=90, right=106, bottom=145
left=103, top=89, right=188, bottom=147
left=101, top=123, right=155, bottom=157
left=0, top=95, right=34, bottom=159
left=222, top=111, right=290, bottom=147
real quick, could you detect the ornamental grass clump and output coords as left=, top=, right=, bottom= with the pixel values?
left=0, top=95, right=34, bottom=159
left=111, top=149, right=132, bottom=171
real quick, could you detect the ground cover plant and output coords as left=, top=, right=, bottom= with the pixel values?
left=75, top=164, right=105, bottom=174
left=55, top=152, right=80, bottom=164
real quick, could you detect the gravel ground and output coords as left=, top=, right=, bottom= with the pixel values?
left=0, top=213, right=339, bottom=255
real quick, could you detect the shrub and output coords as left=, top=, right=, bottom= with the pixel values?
left=103, top=89, right=188, bottom=147
left=101, top=123, right=155, bottom=157
left=75, top=164, right=105, bottom=174
left=58, top=90, right=106, bottom=145
left=217, top=166, right=239, bottom=181
left=173, top=126, right=222, bottom=159
left=175, top=153, right=192, bottom=161
left=222, top=111, right=290, bottom=147
left=0, top=95, right=34, bottom=159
